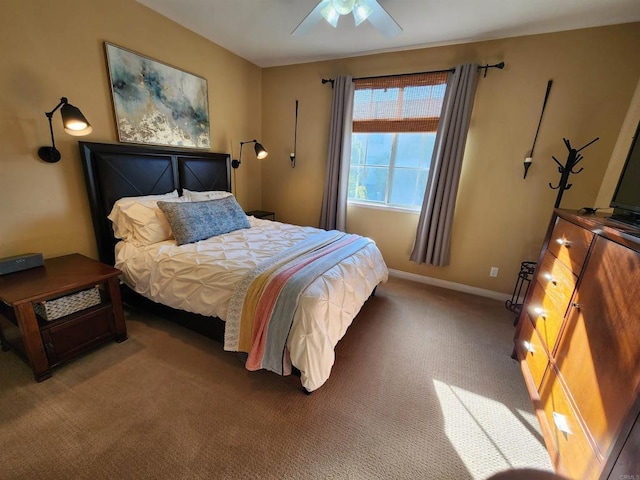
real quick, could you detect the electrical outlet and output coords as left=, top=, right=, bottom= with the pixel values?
left=490, top=267, right=499, bottom=277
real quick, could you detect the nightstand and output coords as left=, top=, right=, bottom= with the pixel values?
left=246, top=210, right=275, bottom=221
left=0, top=253, right=127, bottom=381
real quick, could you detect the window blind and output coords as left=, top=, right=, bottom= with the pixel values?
left=353, top=72, right=449, bottom=133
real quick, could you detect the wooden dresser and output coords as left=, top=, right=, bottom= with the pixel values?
left=514, top=209, right=640, bottom=479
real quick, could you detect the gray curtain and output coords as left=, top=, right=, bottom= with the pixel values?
left=410, top=64, right=479, bottom=266
left=319, top=76, right=354, bottom=231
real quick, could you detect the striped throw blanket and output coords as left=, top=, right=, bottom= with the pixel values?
left=224, top=230, right=373, bottom=375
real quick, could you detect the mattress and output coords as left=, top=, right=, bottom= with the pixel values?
left=115, top=217, right=388, bottom=391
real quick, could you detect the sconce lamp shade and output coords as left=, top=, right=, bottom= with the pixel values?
left=254, top=142, right=268, bottom=160
left=232, top=139, right=268, bottom=169
left=61, top=103, right=93, bottom=136
left=38, top=97, right=92, bottom=163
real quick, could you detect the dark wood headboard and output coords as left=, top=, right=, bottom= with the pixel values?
left=79, top=142, right=231, bottom=266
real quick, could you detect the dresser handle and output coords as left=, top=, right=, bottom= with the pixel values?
left=552, top=412, right=573, bottom=435
left=533, top=307, right=546, bottom=319
left=555, top=238, right=572, bottom=247
left=523, top=341, right=535, bottom=353
left=571, top=302, right=580, bottom=309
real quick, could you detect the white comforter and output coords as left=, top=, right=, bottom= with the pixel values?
left=115, top=217, right=388, bottom=391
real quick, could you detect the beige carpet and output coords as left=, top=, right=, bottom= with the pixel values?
left=0, top=277, right=553, bottom=479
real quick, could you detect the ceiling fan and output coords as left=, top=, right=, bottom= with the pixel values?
left=292, top=0, right=402, bottom=38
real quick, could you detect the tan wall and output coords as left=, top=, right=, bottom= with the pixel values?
left=261, top=23, right=640, bottom=294
left=0, top=0, right=262, bottom=260
left=2, top=3, right=638, bottom=297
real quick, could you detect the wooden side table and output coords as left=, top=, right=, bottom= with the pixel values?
left=0, top=253, right=127, bottom=381
left=246, top=210, right=275, bottom=221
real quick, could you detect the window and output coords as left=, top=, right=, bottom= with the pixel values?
left=348, top=72, right=448, bottom=210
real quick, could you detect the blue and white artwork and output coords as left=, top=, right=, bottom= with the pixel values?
left=105, top=43, right=210, bottom=149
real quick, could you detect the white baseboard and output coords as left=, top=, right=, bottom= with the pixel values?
left=387, top=268, right=512, bottom=302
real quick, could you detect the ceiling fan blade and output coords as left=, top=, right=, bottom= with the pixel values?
left=292, top=0, right=331, bottom=36
left=366, top=0, right=402, bottom=38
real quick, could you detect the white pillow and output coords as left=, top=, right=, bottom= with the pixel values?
left=182, top=188, right=233, bottom=202
left=108, top=191, right=182, bottom=246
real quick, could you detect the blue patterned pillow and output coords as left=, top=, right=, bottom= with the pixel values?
left=157, top=196, right=251, bottom=245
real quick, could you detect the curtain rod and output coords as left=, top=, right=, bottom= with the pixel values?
left=321, top=62, right=505, bottom=86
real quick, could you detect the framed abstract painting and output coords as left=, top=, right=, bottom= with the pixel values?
left=105, top=42, right=210, bottom=149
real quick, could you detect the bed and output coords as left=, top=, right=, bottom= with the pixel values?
left=79, top=141, right=388, bottom=392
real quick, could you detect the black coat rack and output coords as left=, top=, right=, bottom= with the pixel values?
left=549, top=137, right=599, bottom=208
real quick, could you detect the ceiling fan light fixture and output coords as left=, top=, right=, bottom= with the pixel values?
left=353, top=0, right=373, bottom=26
left=292, top=0, right=401, bottom=37
left=332, top=0, right=356, bottom=15
left=320, top=4, right=340, bottom=27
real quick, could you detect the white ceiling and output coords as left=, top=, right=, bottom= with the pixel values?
left=137, top=0, right=640, bottom=68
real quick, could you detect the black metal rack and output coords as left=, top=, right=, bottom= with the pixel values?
left=506, top=261, right=537, bottom=325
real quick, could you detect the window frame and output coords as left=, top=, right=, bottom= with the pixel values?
left=348, top=72, right=448, bottom=211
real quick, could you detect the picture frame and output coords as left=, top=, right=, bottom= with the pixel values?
left=104, top=42, right=210, bottom=149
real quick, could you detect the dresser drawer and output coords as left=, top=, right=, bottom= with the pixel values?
left=527, top=281, right=566, bottom=355
left=536, top=251, right=577, bottom=309
left=547, top=217, right=594, bottom=274
left=516, top=317, right=549, bottom=391
left=540, top=367, right=600, bottom=479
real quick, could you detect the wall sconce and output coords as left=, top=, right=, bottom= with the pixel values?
left=523, top=156, right=532, bottom=179
left=38, top=97, right=92, bottom=163
left=231, top=139, right=268, bottom=169
left=523, top=80, right=553, bottom=179
left=291, top=99, right=298, bottom=168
